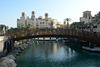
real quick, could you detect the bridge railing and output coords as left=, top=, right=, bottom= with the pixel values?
left=4, top=28, right=99, bottom=43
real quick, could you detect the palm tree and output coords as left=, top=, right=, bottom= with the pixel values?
left=27, top=23, right=34, bottom=29
left=93, top=11, right=100, bottom=24
left=20, top=23, right=26, bottom=28
left=56, top=22, right=60, bottom=28
left=70, top=22, right=78, bottom=29
left=70, top=21, right=88, bottom=29
left=6, top=26, right=9, bottom=31
left=65, top=18, right=71, bottom=28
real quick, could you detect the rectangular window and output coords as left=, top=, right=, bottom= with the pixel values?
left=45, top=20, right=48, bottom=21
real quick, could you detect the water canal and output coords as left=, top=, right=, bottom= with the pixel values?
left=16, top=41, right=100, bottom=67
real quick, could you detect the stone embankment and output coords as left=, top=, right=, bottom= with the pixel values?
left=0, top=40, right=33, bottom=67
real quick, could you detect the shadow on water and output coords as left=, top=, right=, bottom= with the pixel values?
left=64, top=41, right=100, bottom=55
left=64, top=42, right=100, bottom=67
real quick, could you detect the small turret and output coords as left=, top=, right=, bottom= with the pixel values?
left=32, top=11, right=35, bottom=15
left=45, top=13, right=48, bottom=21
left=45, top=13, right=48, bottom=17
left=22, top=12, right=26, bottom=17
left=31, top=11, right=35, bottom=20
left=17, top=19, right=20, bottom=27
left=17, top=19, right=20, bottom=21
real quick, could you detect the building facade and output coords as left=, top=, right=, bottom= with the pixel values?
left=80, top=11, right=100, bottom=33
left=17, top=11, right=60, bottom=29
left=80, top=11, right=92, bottom=23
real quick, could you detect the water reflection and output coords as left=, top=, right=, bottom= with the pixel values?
left=19, top=41, right=76, bottom=61
left=17, top=41, right=100, bottom=67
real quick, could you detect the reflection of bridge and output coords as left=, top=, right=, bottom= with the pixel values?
left=4, top=28, right=100, bottom=45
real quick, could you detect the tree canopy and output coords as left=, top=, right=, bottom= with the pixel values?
left=70, top=22, right=88, bottom=29
left=65, top=18, right=71, bottom=28
left=0, top=25, right=9, bottom=31
left=93, top=11, right=100, bottom=24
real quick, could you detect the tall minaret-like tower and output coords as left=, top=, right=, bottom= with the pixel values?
left=45, top=13, right=48, bottom=21
left=31, top=11, right=35, bottom=20
left=22, top=12, right=26, bottom=17
left=31, top=11, right=36, bottom=28
left=80, top=11, right=92, bottom=23
left=17, top=19, right=20, bottom=27
left=20, top=12, right=26, bottom=26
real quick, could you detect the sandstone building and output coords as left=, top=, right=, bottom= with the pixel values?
left=80, top=11, right=92, bottom=23
left=17, top=11, right=60, bottom=29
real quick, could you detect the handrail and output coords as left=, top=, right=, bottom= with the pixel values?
left=0, top=28, right=100, bottom=45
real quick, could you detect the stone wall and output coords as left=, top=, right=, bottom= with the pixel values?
left=0, top=39, right=33, bottom=67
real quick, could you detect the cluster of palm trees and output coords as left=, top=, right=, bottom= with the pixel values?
left=0, top=25, right=9, bottom=31
left=18, top=23, right=34, bottom=29
left=0, top=25, right=9, bottom=35
left=70, top=21, right=89, bottom=29
left=64, top=18, right=93, bottom=30
left=65, top=11, right=100, bottom=29
left=7, top=23, right=34, bottom=33
left=93, top=11, right=100, bottom=24
left=56, top=22, right=61, bottom=28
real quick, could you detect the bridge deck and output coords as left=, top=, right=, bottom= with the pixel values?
left=2, top=28, right=100, bottom=45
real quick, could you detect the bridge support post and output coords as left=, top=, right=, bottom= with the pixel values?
left=56, top=37, right=59, bottom=42
left=6, top=40, right=10, bottom=54
left=50, top=37, right=51, bottom=40
left=61, top=37, right=63, bottom=40
left=9, top=40, right=12, bottom=52
left=43, top=37, right=45, bottom=40
left=3, top=39, right=15, bottom=55
left=33, top=38, right=35, bottom=40
left=49, top=37, right=51, bottom=41
left=3, top=41, right=8, bottom=55
left=11, top=40, right=15, bottom=51
left=79, top=41, right=83, bottom=48
left=89, top=42, right=94, bottom=48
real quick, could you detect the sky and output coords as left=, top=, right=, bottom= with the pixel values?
left=0, top=0, right=100, bottom=28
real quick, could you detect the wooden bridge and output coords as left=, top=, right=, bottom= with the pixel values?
left=3, top=28, right=100, bottom=45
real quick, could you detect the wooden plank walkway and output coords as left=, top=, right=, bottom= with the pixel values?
left=1, top=28, right=100, bottom=45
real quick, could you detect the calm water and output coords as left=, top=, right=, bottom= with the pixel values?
left=16, top=41, right=100, bottom=67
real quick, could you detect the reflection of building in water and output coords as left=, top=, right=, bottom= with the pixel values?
left=33, top=41, right=76, bottom=61
left=35, top=41, right=53, bottom=57
left=53, top=43, right=57, bottom=55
